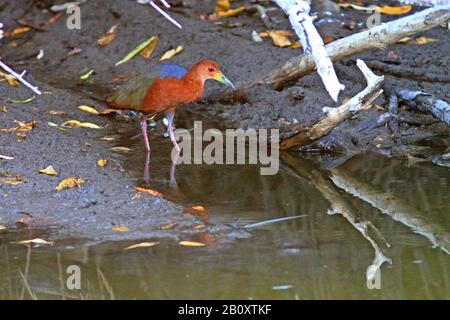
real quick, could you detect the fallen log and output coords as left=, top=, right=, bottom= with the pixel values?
left=280, top=59, right=383, bottom=150
left=253, top=5, right=450, bottom=89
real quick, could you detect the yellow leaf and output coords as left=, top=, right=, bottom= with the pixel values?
left=259, top=30, right=293, bottom=38
left=0, top=175, right=26, bottom=186
left=0, top=71, right=19, bottom=87
left=379, top=5, right=412, bottom=15
left=17, top=238, right=53, bottom=246
left=78, top=105, right=99, bottom=114
left=47, top=122, right=59, bottom=127
left=415, top=37, right=438, bottom=45
left=62, top=120, right=103, bottom=129
left=2, top=105, right=7, bottom=113
left=55, top=177, right=85, bottom=191
left=124, top=242, right=159, bottom=250
left=192, top=225, right=206, bottom=230
left=97, top=159, right=107, bottom=167
left=110, top=146, right=132, bottom=153
left=132, top=186, right=163, bottom=197
left=289, top=41, right=302, bottom=49
left=112, top=226, right=129, bottom=232
left=266, top=30, right=292, bottom=48
left=161, top=223, right=176, bottom=230
left=179, top=241, right=206, bottom=247
left=159, top=46, right=183, bottom=61
left=38, top=165, right=58, bottom=176
left=140, top=35, right=159, bottom=59
left=97, top=24, right=118, bottom=46
left=12, top=27, right=31, bottom=36
left=217, top=6, right=246, bottom=17
left=99, top=108, right=122, bottom=115
left=47, top=110, right=66, bottom=115
left=99, top=135, right=116, bottom=141
left=191, top=205, right=206, bottom=211
left=215, top=0, right=230, bottom=14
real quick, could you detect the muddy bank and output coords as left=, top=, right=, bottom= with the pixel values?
left=0, top=0, right=449, bottom=242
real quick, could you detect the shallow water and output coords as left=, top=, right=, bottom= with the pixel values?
left=0, top=112, right=449, bottom=300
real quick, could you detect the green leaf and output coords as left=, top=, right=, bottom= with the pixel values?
left=115, top=36, right=158, bottom=66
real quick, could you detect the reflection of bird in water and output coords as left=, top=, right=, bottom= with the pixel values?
left=142, top=152, right=210, bottom=224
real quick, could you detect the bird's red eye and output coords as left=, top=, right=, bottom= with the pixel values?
left=208, top=67, right=214, bottom=72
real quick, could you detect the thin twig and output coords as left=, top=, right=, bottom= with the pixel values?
left=147, top=1, right=182, bottom=29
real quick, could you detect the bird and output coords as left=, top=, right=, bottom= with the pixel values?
left=107, top=59, right=235, bottom=153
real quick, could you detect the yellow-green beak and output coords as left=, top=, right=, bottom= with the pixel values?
left=214, top=72, right=235, bottom=89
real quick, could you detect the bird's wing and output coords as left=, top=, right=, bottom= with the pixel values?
left=158, top=64, right=188, bottom=79
left=106, top=65, right=187, bottom=110
left=106, top=74, right=155, bottom=109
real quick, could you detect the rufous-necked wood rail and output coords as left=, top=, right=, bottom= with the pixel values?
left=107, top=59, right=234, bottom=152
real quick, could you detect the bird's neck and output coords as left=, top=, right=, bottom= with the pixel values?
left=181, top=70, right=205, bottom=102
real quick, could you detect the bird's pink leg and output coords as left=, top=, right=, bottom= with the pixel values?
left=165, top=112, right=180, bottom=153
left=140, top=115, right=151, bottom=152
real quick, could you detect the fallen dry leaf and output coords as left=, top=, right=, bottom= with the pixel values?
left=62, top=120, right=102, bottom=129
left=415, top=37, right=438, bottom=45
left=215, top=0, right=230, bottom=13
left=379, top=5, right=412, bottom=15
left=217, top=7, right=245, bottom=17
left=0, top=120, right=36, bottom=132
left=39, top=165, right=58, bottom=176
left=47, top=12, right=64, bottom=25
left=112, top=226, right=129, bottom=232
left=124, top=242, right=159, bottom=250
left=110, top=146, right=132, bottom=154
left=12, top=27, right=31, bottom=36
left=192, top=225, right=206, bottom=230
left=55, top=177, right=85, bottom=191
left=323, top=35, right=334, bottom=44
left=99, top=135, right=116, bottom=141
left=289, top=41, right=301, bottom=49
left=0, top=71, right=19, bottom=87
left=161, top=223, right=177, bottom=230
left=159, top=46, right=183, bottom=61
left=17, top=238, right=53, bottom=246
left=191, top=205, right=206, bottom=211
left=47, top=122, right=59, bottom=127
left=215, top=0, right=245, bottom=17
left=2, top=105, right=7, bottom=113
left=80, top=69, right=94, bottom=80
left=99, top=108, right=122, bottom=115
left=0, top=175, right=27, bottom=186
left=97, top=24, right=118, bottom=46
left=47, top=110, right=66, bottom=116
left=132, top=186, right=163, bottom=197
left=140, top=35, right=159, bottom=59
left=9, top=96, right=35, bottom=104
left=78, top=105, right=99, bottom=114
left=263, top=30, right=294, bottom=48
left=97, top=159, right=107, bottom=167
left=179, top=241, right=206, bottom=247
